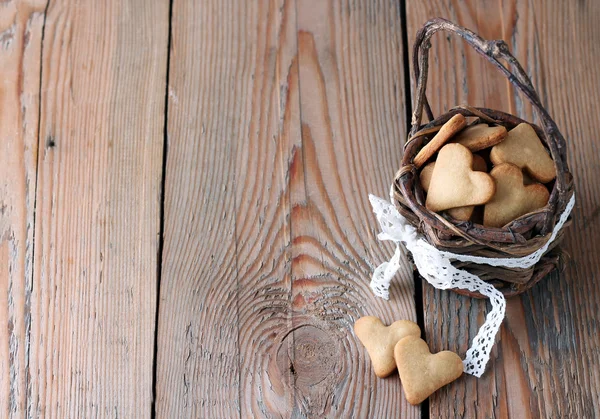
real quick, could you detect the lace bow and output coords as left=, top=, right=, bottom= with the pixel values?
left=369, top=191, right=575, bottom=377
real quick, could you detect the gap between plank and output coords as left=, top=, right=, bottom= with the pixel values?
left=400, top=0, right=413, bottom=130
left=151, top=0, right=174, bottom=417
left=25, top=2, right=51, bottom=417
left=399, top=1, right=430, bottom=417
left=413, top=272, right=429, bottom=419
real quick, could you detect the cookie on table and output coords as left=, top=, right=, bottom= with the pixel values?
left=354, top=316, right=421, bottom=378
left=394, top=336, right=463, bottom=405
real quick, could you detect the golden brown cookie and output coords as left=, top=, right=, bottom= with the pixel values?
left=413, top=114, right=467, bottom=168
left=483, top=163, right=550, bottom=228
left=425, top=144, right=495, bottom=212
left=419, top=162, right=435, bottom=192
left=450, top=123, right=507, bottom=151
left=354, top=316, right=421, bottom=378
left=394, top=336, right=463, bottom=405
left=447, top=206, right=475, bottom=222
left=420, top=155, right=486, bottom=192
left=420, top=155, right=487, bottom=221
left=490, top=123, right=556, bottom=183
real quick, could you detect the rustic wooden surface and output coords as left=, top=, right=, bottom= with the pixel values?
left=0, top=1, right=46, bottom=416
left=28, top=0, right=168, bottom=416
left=0, top=0, right=599, bottom=417
left=155, top=0, right=416, bottom=417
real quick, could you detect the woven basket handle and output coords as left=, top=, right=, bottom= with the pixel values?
left=413, top=19, right=566, bottom=145
left=410, top=18, right=569, bottom=210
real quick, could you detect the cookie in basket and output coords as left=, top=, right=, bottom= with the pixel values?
left=490, top=123, right=556, bottom=183
left=420, top=154, right=487, bottom=221
left=425, top=144, right=495, bottom=213
left=484, top=163, right=550, bottom=228
left=413, top=114, right=467, bottom=168
left=450, top=123, right=507, bottom=151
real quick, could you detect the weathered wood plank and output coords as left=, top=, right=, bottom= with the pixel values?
left=155, top=1, right=304, bottom=416
left=0, top=1, right=46, bottom=417
left=28, top=0, right=169, bottom=416
left=406, top=2, right=600, bottom=417
left=156, top=0, right=418, bottom=416
left=293, top=0, right=417, bottom=417
left=154, top=0, right=266, bottom=416
left=235, top=0, right=298, bottom=416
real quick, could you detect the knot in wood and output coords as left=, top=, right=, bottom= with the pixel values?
left=277, top=325, right=340, bottom=389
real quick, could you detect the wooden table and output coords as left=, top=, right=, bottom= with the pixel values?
left=1, top=0, right=599, bottom=417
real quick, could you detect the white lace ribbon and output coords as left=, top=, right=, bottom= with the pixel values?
left=369, top=191, right=575, bottom=377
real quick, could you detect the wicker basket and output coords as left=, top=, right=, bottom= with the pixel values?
left=395, top=18, right=575, bottom=298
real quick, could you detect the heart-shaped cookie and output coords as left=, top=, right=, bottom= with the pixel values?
left=425, top=143, right=495, bottom=212
left=450, top=123, right=507, bottom=151
left=420, top=154, right=487, bottom=192
left=413, top=114, right=467, bottom=168
left=483, top=163, right=550, bottom=228
left=354, top=316, right=421, bottom=378
left=490, top=123, right=556, bottom=183
left=394, top=336, right=463, bottom=405
left=420, top=154, right=487, bottom=221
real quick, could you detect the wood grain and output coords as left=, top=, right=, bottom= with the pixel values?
left=154, top=0, right=254, bottom=416
left=235, top=0, right=297, bottom=416
left=28, top=0, right=169, bottom=416
left=0, top=1, right=46, bottom=417
left=156, top=0, right=418, bottom=417
left=293, top=0, right=417, bottom=416
left=406, top=1, right=600, bottom=417
left=2, top=0, right=595, bottom=415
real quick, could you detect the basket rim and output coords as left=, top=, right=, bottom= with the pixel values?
left=395, top=105, right=574, bottom=257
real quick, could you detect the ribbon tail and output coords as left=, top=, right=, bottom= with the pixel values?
left=370, top=245, right=402, bottom=300
left=462, top=283, right=506, bottom=377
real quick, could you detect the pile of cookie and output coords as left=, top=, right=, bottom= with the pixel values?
left=355, top=316, right=462, bottom=405
left=414, top=114, right=556, bottom=227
